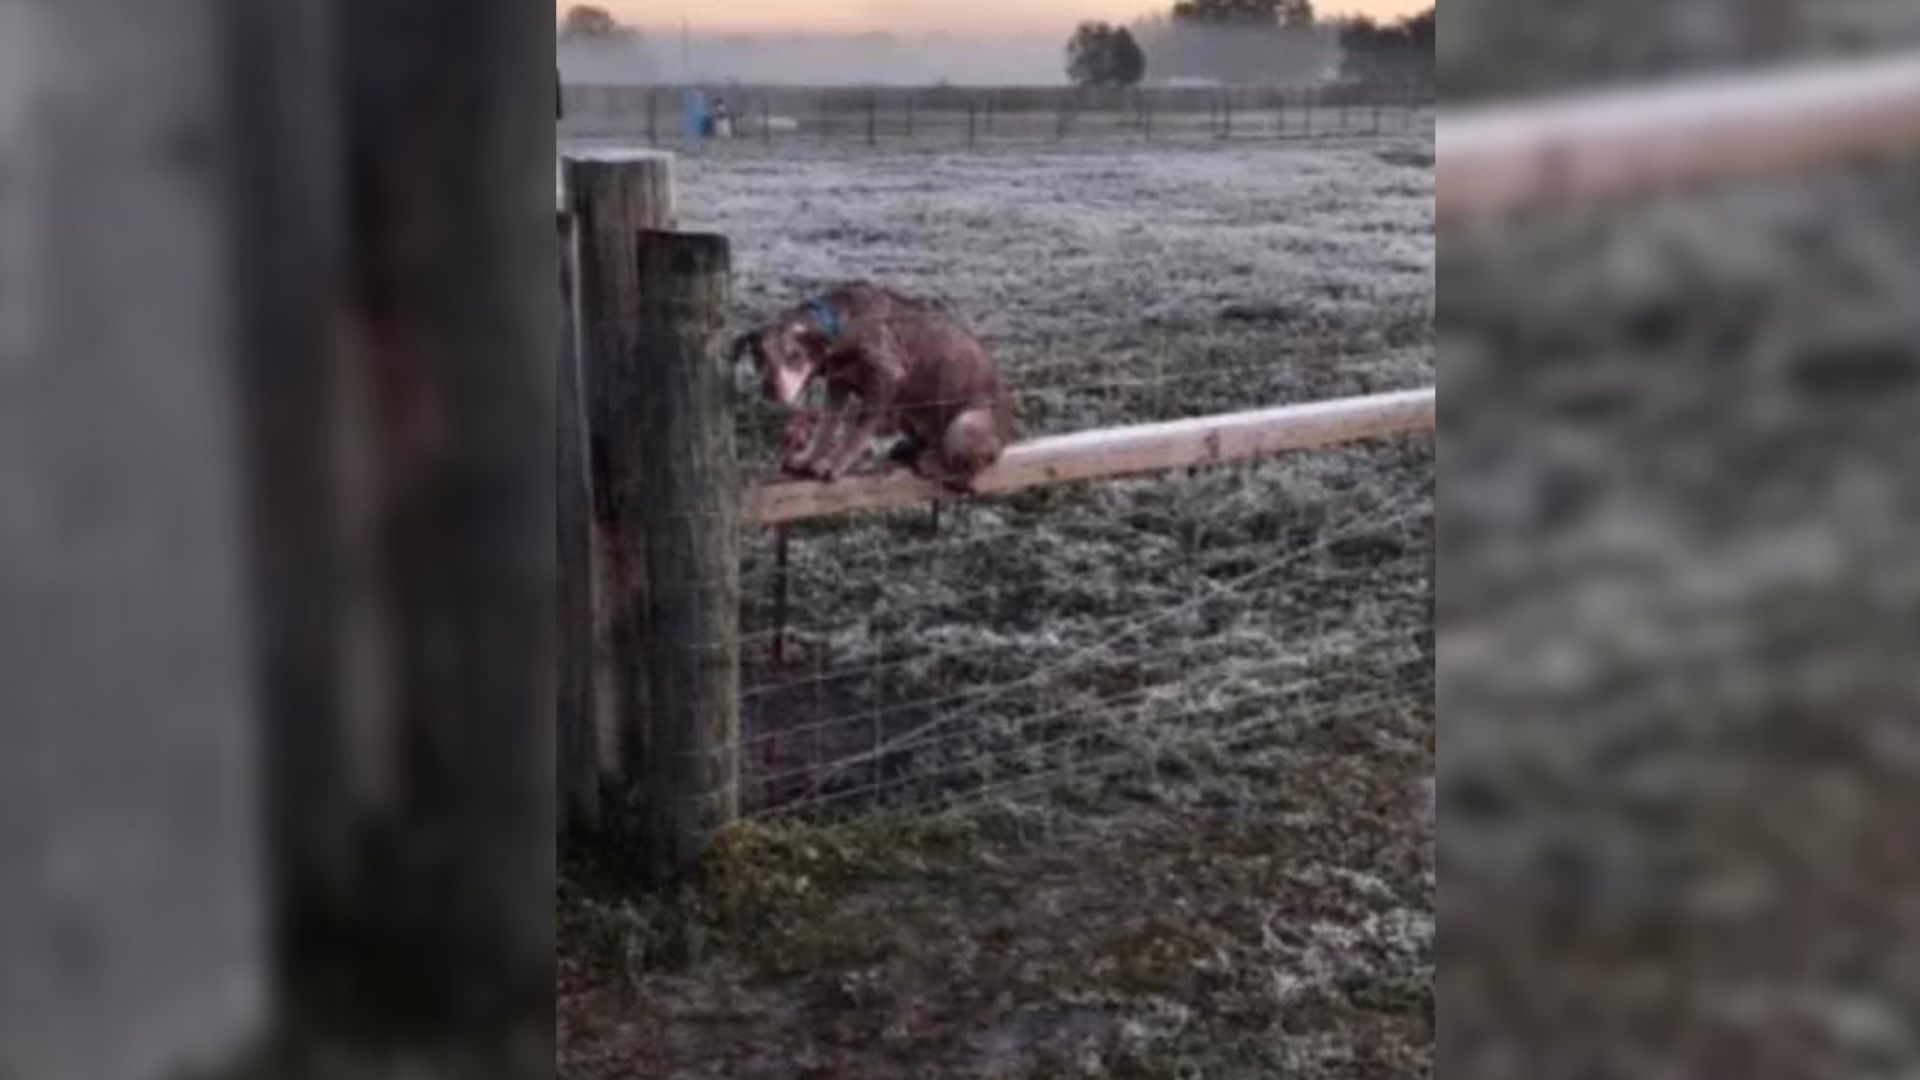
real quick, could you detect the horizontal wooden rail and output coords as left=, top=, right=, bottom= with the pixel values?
left=744, top=386, right=1435, bottom=526
left=1440, top=51, right=1920, bottom=221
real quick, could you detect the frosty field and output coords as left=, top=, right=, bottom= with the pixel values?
left=560, top=130, right=1436, bottom=1079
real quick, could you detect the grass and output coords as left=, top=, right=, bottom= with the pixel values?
left=560, top=125, right=1434, bottom=1078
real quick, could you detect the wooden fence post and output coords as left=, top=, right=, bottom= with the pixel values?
left=557, top=208, right=598, bottom=837
left=627, top=230, right=741, bottom=877
left=565, top=153, right=676, bottom=824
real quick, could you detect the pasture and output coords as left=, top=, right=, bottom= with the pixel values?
left=560, top=127, right=1436, bottom=1078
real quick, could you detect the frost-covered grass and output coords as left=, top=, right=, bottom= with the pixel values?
left=561, top=132, right=1434, bottom=1079
left=1439, top=3, right=1920, bottom=1074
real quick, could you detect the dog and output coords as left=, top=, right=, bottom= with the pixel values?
left=730, top=282, right=1014, bottom=491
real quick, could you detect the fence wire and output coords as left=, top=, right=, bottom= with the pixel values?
left=720, top=451, right=1433, bottom=821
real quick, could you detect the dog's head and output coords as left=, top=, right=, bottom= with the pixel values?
left=729, top=316, right=831, bottom=407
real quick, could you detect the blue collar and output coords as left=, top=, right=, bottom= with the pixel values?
left=802, top=297, right=844, bottom=341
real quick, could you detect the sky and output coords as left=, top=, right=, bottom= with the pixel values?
left=567, top=0, right=1430, bottom=37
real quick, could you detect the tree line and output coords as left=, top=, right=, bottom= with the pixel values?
left=1067, top=0, right=1436, bottom=89
left=558, top=3, right=1434, bottom=93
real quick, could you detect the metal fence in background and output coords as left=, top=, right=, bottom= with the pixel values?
left=562, top=82, right=1437, bottom=148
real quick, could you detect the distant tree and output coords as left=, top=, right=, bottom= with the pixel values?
left=1112, top=28, right=1147, bottom=84
left=1169, top=0, right=1313, bottom=28
left=1402, top=7, right=1435, bottom=50
left=1067, top=22, right=1148, bottom=87
left=561, top=4, right=629, bottom=41
left=1336, top=6, right=1433, bottom=89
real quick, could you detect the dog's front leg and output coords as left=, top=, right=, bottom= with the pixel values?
left=786, top=387, right=851, bottom=476
left=814, top=381, right=896, bottom=482
left=814, top=406, right=887, bottom=481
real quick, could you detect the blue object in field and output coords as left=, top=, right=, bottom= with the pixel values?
left=682, top=89, right=709, bottom=139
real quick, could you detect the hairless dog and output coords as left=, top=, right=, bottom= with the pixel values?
left=731, top=282, right=1015, bottom=490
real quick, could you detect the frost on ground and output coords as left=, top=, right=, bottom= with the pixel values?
left=1439, top=2, right=1920, bottom=1071
left=560, top=133, right=1434, bottom=1079
left=1442, top=153, right=1920, bottom=1080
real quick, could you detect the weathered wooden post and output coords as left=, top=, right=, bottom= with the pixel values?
left=565, top=152, right=677, bottom=822
left=558, top=208, right=598, bottom=836
left=625, top=230, right=740, bottom=877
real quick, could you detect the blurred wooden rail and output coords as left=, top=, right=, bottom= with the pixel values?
left=745, top=387, right=1437, bottom=526
left=1440, top=51, right=1920, bottom=220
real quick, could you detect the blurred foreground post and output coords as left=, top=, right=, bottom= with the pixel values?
left=565, top=153, right=676, bottom=830
left=0, top=1, right=267, bottom=1075
left=334, top=0, right=555, bottom=1021
left=626, top=231, right=740, bottom=877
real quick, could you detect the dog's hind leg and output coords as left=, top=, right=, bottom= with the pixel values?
left=938, top=407, right=1007, bottom=485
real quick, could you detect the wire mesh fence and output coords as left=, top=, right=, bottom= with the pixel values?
left=721, top=440, right=1433, bottom=822
left=561, top=82, right=1436, bottom=148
